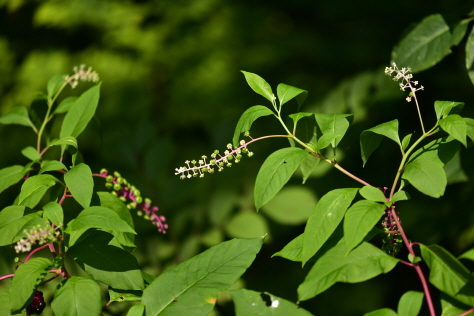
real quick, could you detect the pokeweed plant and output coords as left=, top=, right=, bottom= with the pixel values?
left=175, top=13, right=474, bottom=316
left=0, top=65, right=263, bottom=316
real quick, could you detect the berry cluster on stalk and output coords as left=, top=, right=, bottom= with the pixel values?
left=97, top=169, right=168, bottom=233
left=381, top=206, right=402, bottom=255
left=26, top=291, right=46, bottom=315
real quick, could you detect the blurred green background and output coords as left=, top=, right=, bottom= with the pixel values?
left=1, top=1, right=474, bottom=315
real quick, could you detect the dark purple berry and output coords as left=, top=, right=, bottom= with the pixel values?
left=26, top=291, right=46, bottom=315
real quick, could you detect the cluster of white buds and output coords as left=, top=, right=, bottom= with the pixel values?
left=65, top=64, right=100, bottom=89
left=14, top=223, right=60, bottom=253
left=384, top=63, right=424, bottom=102
left=175, top=138, right=254, bottom=179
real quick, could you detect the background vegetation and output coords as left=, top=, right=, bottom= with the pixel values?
left=1, top=1, right=474, bottom=315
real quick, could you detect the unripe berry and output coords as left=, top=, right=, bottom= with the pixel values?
left=136, top=196, right=143, bottom=204
left=113, top=183, right=121, bottom=191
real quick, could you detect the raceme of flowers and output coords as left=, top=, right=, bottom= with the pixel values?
left=14, top=224, right=61, bottom=253
left=384, top=63, right=424, bottom=102
left=65, top=64, right=100, bottom=89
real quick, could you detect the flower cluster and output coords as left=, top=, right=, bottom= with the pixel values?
left=26, top=291, right=46, bottom=315
left=14, top=223, right=60, bottom=253
left=381, top=206, right=402, bottom=255
left=98, top=169, right=168, bottom=234
left=65, top=64, right=100, bottom=89
left=175, top=138, right=254, bottom=179
left=384, top=63, right=424, bottom=102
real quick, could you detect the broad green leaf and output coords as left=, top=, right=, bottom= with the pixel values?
left=18, top=174, right=59, bottom=207
left=300, top=153, right=320, bottom=184
left=261, top=185, right=316, bottom=225
left=289, top=112, right=313, bottom=129
left=344, top=200, right=386, bottom=255
left=229, top=289, right=314, bottom=316
left=47, top=74, right=66, bottom=99
left=402, top=159, right=447, bottom=198
left=225, top=212, right=268, bottom=239
left=359, top=186, right=386, bottom=202
left=434, top=101, right=464, bottom=121
left=68, top=206, right=136, bottom=234
left=39, top=160, right=67, bottom=174
left=0, top=206, right=39, bottom=246
left=0, top=289, right=13, bottom=316
left=398, top=291, right=424, bottom=316
left=142, top=237, right=263, bottom=316
left=440, top=293, right=471, bottom=316
left=444, top=151, right=468, bottom=184
left=314, top=113, right=353, bottom=147
left=50, top=136, right=78, bottom=149
left=96, top=192, right=135, bottom=247
left=277, top=83, right=308, bottom=108
left=465, top=118, right=474, bottom=142
left=59, top=83, right=101, bottom=139
left=127, top=304, right=145, bottom=316
left=64, top=163, right=93, bottom=208
left=232, top=105, right=274, bottom=147
left=43, top=201, right=63, bottom=226
left=0, top=165, right=29, bottom=195
left=316, top=133, right=339, bottom=150
left=466, top=25, right=474, bottom=85
left=402, top=133, right=412, bottom=151
left=364, top=309, right=398, bottom=316
left=51, top=277, right=101, bottom=316
left=439, top=114, right=467, bottom=147
left=54, top=96, right=77, bottom=114
left=361, top=120, right=401, bottom=166
left=21, top=146, right=41, bottom=162
left=0, top=106, right=34, bottom=128
left=9, top=258, right=52, bottom=313
left=408, top=136, right=459, bottom=166
left=420, top=244, right=474, bottom=306
left=392, top=190, right=410, bottom=202
left=68, top=230, right=144, bottom=290
left=451, top=19, right=469, bottom=46
left=254, top=147, right=308, bottom=211
left=391, top=14, right=452, bottom=73
left=108, top=288, right=142, bottom=302
left=302, top=188, right=359, bottom=265
left=241, top=71, right=274, bottom=103
left=298, top=241, right=399, bottom=301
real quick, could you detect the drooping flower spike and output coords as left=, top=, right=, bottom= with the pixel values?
left=384, top=63, right=424, bottom=102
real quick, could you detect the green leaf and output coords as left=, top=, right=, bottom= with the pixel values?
left=316, top=133, right=339, bottom=150
left=302, top=188, right=359, bottom=265
left=68, top=230, right=144, bottom=290
left=51, top=277, right=102, bottom=316
left=392, top=190, right=410, bottom=203
left=0, top=106, right=34, bottom=128
left=465, top=118, right=474, bottom=142
left=232, top=105, right=274, bottom=147
left=459, top=248, right=474, bottom=261
left=466, top=25, right=474, bottom=86
left=18, top=174, right=59, bottom=207
left=289, top=112, right=313, bottom=129
left=229, top=289, right=314, bottom=316
left=344, top=200, right=386, bottom=255
left=440, top=293, right=470, bottom=316
left=59, top=83, right=101, bottom=139
left=142, top=237, right=263, bottom=316
left=96, top=192, right=135, bottom=247
left=68, top=206, right=136, bottom=234
left=277, top=83, right=308, bottom=108
left=0, top=165, right=30, bottom=195
left=39, top=160, right=67, bottom=174
left=314, top=113, right=353, bottom=148
left=298, top=241, right=399, bottom=301
left=402, top=133, right=412, bottom=151
left=225, top=212, right=268, bottom=239
left=43, top=201, right=64, bottom=226
left=50, top=136, right=78, bottom=149
left=108, top=288, right=142, bottom=303
left=54, top=96, right=77, bottom=114
left=47, top=74, right=66, bottom=99
left=241, top=71, right=274, bottom=103
left=408, top=136, right=459, bottom=166
left=434, top=101, right=464, bottom=121
left=391, top=14, right=452, bottom=73
left=21, top=146, right=41, bottom=162
left=64, top=163, right=93, bottom=208
left=261, top=185, right=316, bottom=225
left=254, top=147, right=308, bottom=211
left=9, top=258, right=52, bottom=313
left=420, top=244, right=474, bottom=306
left=0, top=206, right=39, bottom=246
left=300, top=153, right=320, bottom=184
left=360, top=120, right=401, bottom=166
left=402, top=159, right=447, bottom=198
left=451, top=19, right=469, bottom=46
left=439, top=114, right=467, bottom=147
left=364, top=309, right=398, bottom=316
left=0, top=289, right=13, bottom=316
left=398, top=291, right=424, bottom=316
left=359, top=186, right=386, bottom=202
left=127, top=304, right=145, bottom=316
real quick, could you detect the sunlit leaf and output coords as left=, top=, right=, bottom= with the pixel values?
left=0, top=106, right=34, bottom=128
left=402, top=159, right=447, bottom=198
left=232, top=105, right=274, bottom=147
left=64, top=163, right=93, bottom=208
left=364, top=309, right=397, bottom=316
left=360, top=120, right=401, bottom=166
left=359, top=186, right=386, bottom=202
left=241, top=71, right=274, bottom=103
left=18, top=174, right=59, bottom=207
left=398, top=291, right=424, bottom=316
left=439, top=114, right=467, bottom=147
left=68, top=206, right=136, bottom=234
left=43, top=201, right=64, bottom=226
left=47, top=74, right=66, bottom=99
left=0, top=165, right=30, bottom=195
left=277, top=83, right=308, bottom=109
left=51, top=277, right=102, bottom=316
left=314, top=113, right=353, bottom=148
left=21, top=146, right=41, bottom=162
left=434, top=101, right=464, bottom=121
